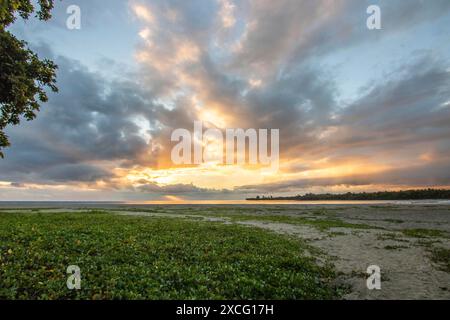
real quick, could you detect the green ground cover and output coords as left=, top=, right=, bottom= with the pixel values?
left=0, top=211, right=342, bottom=299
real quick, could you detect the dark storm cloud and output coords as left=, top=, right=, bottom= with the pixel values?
left=0, top=52, right=158, bottom=183
left=244, top=62, right=338, bottom=156
left=137, top=182, right=230, bottom=195
left=323, top=56, right=450, bottom=157
left=41, top=163, right=112, bottom=183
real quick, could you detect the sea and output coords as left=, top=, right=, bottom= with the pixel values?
left=1, top=199, right=450, bottom=208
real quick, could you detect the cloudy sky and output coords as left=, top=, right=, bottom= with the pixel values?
left=1, top=0, right=450, bottom=201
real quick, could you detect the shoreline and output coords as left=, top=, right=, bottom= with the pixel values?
left=2, top=199, right=450, bottom=208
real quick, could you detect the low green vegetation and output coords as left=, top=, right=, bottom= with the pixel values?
left=329, top=231, right=347, bottom=237
left=229, top=215, right=376, bottom=231
left=429, top=248, right=450, bottom=273
left=0, top=211, right=342, bottom=300
left=384, top=245, right=409, bottom=250
left=376, top=233, right=410, bottom=243
left=168, top=209, right=377, bottom=232
left=383, top=219, right=404, bottom=224
left=402, top=228, right=448, bottom=239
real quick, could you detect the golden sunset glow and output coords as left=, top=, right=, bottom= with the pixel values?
left=1, top=0, right=449, bottom=202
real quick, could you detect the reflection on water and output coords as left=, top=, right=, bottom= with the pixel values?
left=1, top=199, right=450, bottom=208
left=125, top=199, right=450, bottom=205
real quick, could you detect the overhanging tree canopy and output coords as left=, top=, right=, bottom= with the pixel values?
left=0, top=0, right=58, bottom=158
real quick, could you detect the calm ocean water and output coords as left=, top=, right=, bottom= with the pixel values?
left=1, top=199, right=450, bottom=208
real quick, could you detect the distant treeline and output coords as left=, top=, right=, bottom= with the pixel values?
left=247, top=189, right=450, bottom=201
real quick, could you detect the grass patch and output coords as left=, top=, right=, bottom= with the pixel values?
left=429, top=248, right=450, bottom=273
left=329, top=231, right=347, bottom=237
left=113, top=207, right=379, bottom=233
left=369, top=205, right=397, bottom=210
left=384, top=245, right=409, bottom=250
left=417, top=239, right=442, bottom=247
left=383, top=219, right=404, bottom=224
left=376, top=233, right=409, bottom=242
left=311, top=209, right=330, bottom=216
left=297, top=218, right=376, bottom=231
left=184, top=212, right=377, bottom=232
left=0, top=212, right=342, bottom=300
left=402, top=229, right=448, bottom=239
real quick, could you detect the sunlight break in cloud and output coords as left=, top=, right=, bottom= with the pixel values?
left=1, top=0, right=450, bottom=200
left=219, top=0, right=236, bottom=28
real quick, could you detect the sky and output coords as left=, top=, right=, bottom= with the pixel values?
left=1, top=0, right=450, bottom=201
